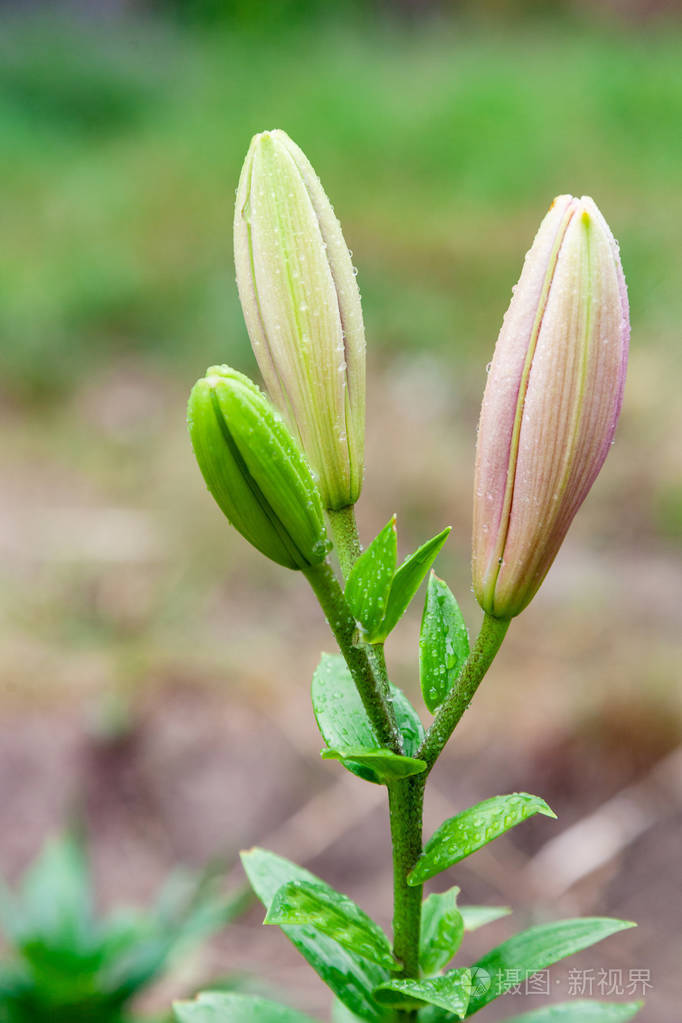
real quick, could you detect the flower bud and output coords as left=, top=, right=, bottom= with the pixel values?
left=188, top=365, right=330, bottom=570
left=234, top=129, right=365, bottom=511
left=473, top=195, right=629, bottom=619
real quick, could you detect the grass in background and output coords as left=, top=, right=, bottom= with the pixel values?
left=1, top=13, right=681, bottom=398
left=0, top=10, right=680, bottom=703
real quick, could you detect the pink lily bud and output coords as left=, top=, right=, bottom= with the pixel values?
left=472, top=195, right=629, bottom=619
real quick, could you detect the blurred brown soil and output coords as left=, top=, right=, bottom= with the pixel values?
left=0, top=672, right=680, bottom=1021
left=0, top=360, right=681, bottom=1021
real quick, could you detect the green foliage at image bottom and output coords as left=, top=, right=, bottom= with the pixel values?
left=236, top=844, right=639, bottom=1023
left=241, top=848, right=392, bottom=1022
left=172, top=990, right=643, bottom=1023
left=174, top=991, right=319, bottom=1023
left=0, top=831, right=247, bottom=1023
left=503, top=1002, right=643, bottom=1022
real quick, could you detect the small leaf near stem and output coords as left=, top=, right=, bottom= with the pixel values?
left=419, top=574, right=469, bottom=714
left=345, top=518, right=397, bottom=637
left=265, top=880, right=396, bottom=969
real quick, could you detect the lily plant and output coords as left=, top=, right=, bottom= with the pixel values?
left=176, top=131, right=638, bottom=1023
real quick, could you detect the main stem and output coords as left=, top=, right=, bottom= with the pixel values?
left=304, top=560, right=401, bottom=753
left=317, top=509, right=509, bottom=1022
left=387, top=612, right=509, bottom=1020
left=388, top=774, right=425, bottom=1017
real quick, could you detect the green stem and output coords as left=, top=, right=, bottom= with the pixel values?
left=322, top=508, right=402, bottom=751
left=304, top=560, right=402, bottom=753
left=327, top=504, right=362, bottom=579
left=388, top=774, right=425, bottom=1020
left=368, top=643, right=403, bottom=754
left=417, top=612, right=510, bottom=771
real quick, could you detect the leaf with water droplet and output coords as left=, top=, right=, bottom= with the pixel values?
left=407, top=793, right=556, bottom=885
left=419, top=886, right=464, bottom=975
left=311, top=654, right=424, bottom=783
left=466, top=917, right=637, bottom=1015
left=419, top=573, right=469, bottom=713
left=373, top=969, right=471, bottom=1018
left=345, top=518, right=397, bottom=637
left=241, top=849, right=392, bottom=1022
left=322, top=748, right=426, bottom=781
left=390, top=682, right=425, bottom=758
left=500, top=1000, right=643, bottom=1023
left=367, top=527, right=451, bottom=644
left=265, top=880, right=396, bottom=969
left=311, top=654, right=380, bottom=782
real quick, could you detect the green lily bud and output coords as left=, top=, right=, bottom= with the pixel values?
left=234, top=129, right=365, bottom=511
left=188, top=365, right=330, bottom=570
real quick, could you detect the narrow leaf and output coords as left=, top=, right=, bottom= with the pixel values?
left=420, top=886, right=464, bottom=975
left=345, top=517, right=397, bottom=637
left=408, top=793, right=556, bottom=885
left=15, top=830, right=95, bottom=953
left=460, top=905, right=511, bottom=931
left=466, top=917, right=637, bottom=1015
left=312, top=654, right=380, bottom=783
left=390, top=683, right=425, bottom=758
left=265, top=880, right=395, bottom=969
left=241, top=849, right=391, bottom=1022
left=419, top=573, right=470, bottom=713
left=174, top=991, right=320, bottom=1022
left=502, top=1001, right=643, bottom=1023
left=322, top=749, right=426, bottom=781
left=312, top=654, right=424, bottom=784
left=374, top=969, right=471, bottom=1018
left=369, top=527, right=450, bottom=643
left=332, top=1000, right=370, bottom=1023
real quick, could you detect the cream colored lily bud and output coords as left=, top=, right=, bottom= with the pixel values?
left=234, top=129, right=365, bottom=511
left=473, top=196, right=630, bottom=619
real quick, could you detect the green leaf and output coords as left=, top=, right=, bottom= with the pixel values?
left=345, top=517, right=397, bottom=637
left=18, top=831, right=94, bottom=949
left=322, top=748, right=426, bottom=781
left=390, top=683, right=425, bottom=758
left=502, top=1001, right=643, bottom=1023
left=174, top=991, right=320, bottom=1022
left=241, top=849, right=391, bottom=1022
left=368, top=528, right=451, bottom=643
left=419, top=573, right=469, bottom=713
left=466, top=917, right=637, bottom=1015
left=420, top=887, right=464, bottom=975
left=265, top=880, right=396, bottom=969
left=374, top=969, right=471, bottom=1018
left=332, top=999, right=370, bottom=1023
left=312, top=654, right=424, bottom=784
left=312, top=654, right=380, bottom=783
left=459, top=905, right=511, bottom=931
left=408, top=793, right=556, bottom=885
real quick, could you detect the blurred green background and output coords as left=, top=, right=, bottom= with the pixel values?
left=1, top=1, right=681, bottom=1020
